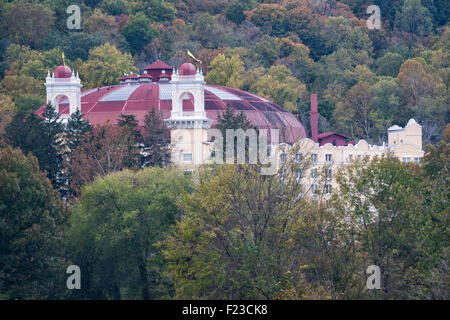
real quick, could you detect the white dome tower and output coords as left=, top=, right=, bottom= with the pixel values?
left=45, top=58, right=82, bottom=118
left=165, top=62, right=212, bottom=167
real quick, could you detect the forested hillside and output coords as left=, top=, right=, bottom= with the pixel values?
left=0, top=0, right=448, bottom=144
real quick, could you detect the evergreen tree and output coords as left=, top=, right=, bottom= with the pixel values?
left=41, top=103, right=64, bottom=149
left=4, top=107, right=62, bottom=191
left=142, top=109, right=171, bottom=167
left=60, top=110, right=93, bottom=198
left=65, top=109, right=92, bottom=154
left=216, top=104, right=255, bottom=162
left=40, top=103, right=64, bottom=189
left=117, top=113, right=142, bottom=142
left=216, top=104, right=254, bottom=133
left=117, top=113, right=142, bottom=168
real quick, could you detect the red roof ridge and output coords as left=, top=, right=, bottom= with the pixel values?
left=318, top=132, right=350, bottom=139
left=145, top=60, right=172, bottom=70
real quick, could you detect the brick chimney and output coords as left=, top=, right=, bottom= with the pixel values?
left=310, top=94, right=318, bottom=142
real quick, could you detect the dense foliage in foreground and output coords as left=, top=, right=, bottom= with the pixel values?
left=1, top=131, right=448, bottom=299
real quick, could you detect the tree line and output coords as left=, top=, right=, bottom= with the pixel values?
left=1, top=104, right=171, bottom=199
left=0, top=104, right=448, bottom=299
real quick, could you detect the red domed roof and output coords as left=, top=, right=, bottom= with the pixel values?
left=54, top=65, right=72, bottom=78
left=36, top=83, right=306, bottom=144
left=179, top=63, right=196, bottom=75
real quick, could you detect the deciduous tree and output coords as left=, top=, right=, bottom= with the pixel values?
left=65, top=121, right=138, bottom=197
left=0, top=0, right=55, bottom=49
left=395, top=0, right=433, bottom=42
left=79, top=43, right=137, bottom=88
left=68, top=168, right=190, bottom=299
left=205, top=54, right=244, bottom=88
left=0, top=147, right=68, bottom=299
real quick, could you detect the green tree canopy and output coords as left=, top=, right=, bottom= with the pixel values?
left=0, top=0, right=55, bottom=49
left=121, top=12, right=158, bottom=54
left=205, top=54, right=244, bottom=88
left=79, top=43, right=137, bottom=88
left=0, top=147, right=68, bottom=299
left=68, top=167, right=191, bottom=299
left=395, top=0, right=433, bottom=39
left=162, top=163, right=330, bottom=299
left=250, top=65, right=307, bottom=113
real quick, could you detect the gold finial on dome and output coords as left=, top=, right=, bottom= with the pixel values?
left=62, top=52, right=66, bottom=66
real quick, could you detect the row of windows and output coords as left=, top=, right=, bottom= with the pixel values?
left=281, top=152, right=329, bottom=163
left=309, top=168, right=332, bottom=178
left=284, top=152, right=422, bottom=164
left=276, top=176, right=333, bottom=195
left=286, top=168, right=333, bottom=180
left=190, top=151, right=421, bottom=165
left=403, top=157, right=421, bottom=163
left=280, top=152, right=373, bottom=163
left=311, top=183, right=332, bottom=194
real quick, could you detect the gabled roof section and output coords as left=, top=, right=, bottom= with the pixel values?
left=145, top=60, right=172, bottom=70
left=318, top=132, right=350, bottom=139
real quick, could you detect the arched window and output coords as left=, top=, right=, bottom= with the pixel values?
left=177, top=91, right=195, bottom=116
left=53, top=95, right=70, bottom=115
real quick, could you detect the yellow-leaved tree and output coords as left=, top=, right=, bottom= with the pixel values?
left=79, top=43, right=137, bottom=89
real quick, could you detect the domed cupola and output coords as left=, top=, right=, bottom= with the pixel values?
left=179, top=62, right=197, bottom=76
left=54, top=65, right=72, bottom=78
left=45, top=53, right=82, bottom=119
